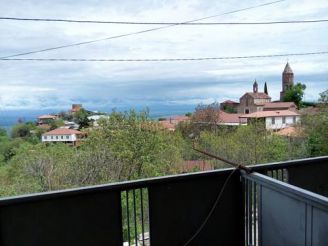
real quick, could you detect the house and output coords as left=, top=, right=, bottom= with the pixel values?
left=220, top=63, right=298, bottom=115
left=37, top=114, right=57, bottom=126
left=159, top=120, right=176, bottom=131
left=240, top=110, right=300, bottom=130
left=263, top=102, right=297, bottom=112
left=218, top=111, right=247, bottom=126
left=41, top=128, right=85, bottom=146
left=220, top=100, right=239, bottom=112
left=237, top=81, right=272, bottom=114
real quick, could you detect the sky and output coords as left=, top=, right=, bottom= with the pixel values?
left=0, top=0, right=327, bottom=113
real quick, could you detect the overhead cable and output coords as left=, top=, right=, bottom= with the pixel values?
left=0, top=0, right=285, bottom=59
left=1, top=51, right=327, bottom=62
left=1, top=16, right=327, bottom=25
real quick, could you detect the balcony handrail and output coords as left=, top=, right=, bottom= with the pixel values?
left=0, top=166, right=236, bottom=206
left=242, top=171, right=328, bottom=210
left=248, top=155, right=328, bottom=172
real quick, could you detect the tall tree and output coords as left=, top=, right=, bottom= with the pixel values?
left=283, top=83, right=306, bottom=109
left=264, top=82, right=268, bottom=95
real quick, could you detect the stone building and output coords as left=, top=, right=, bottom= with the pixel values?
left=237, top=80, right=271, bottom=114
left=280, top=62, right=294, bottom=101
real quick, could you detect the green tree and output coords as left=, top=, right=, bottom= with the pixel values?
left=283, top=83, right=306, bottom=109
left=302, top=89, right=328, bottom=156
left=74, top=108, right=91, bottom=128
left=264, top=82, right=268, bottom=95
left=90, top=109, right=183, bottom=179
left=11, top=123, right=32, bottom=138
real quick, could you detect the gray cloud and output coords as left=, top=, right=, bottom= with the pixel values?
left=0, top=0, right=327, bottom=111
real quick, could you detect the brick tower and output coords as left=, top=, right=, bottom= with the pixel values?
left=280, top=62, right=294, bottom=101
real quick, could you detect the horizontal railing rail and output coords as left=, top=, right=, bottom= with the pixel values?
left=0, top=167, right=244, bottom=246
left=242, top=171, right=328, bottom=246
left=0, top=156, right=328, bottom=246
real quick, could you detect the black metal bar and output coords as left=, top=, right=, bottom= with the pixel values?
left=126, top=190, right=131, bottom=245
left=258, top=185, right=262, bottom=246
left=140, top=188, right=145, bottom=245
left=133, top=189, right=138, bottom=246
left=253, top=182, right=257, bottom=246
left=245, top=179, right=249, bottom=245
left=249, top=181, right=253, bottom=244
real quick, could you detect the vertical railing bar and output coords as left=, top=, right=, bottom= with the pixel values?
left=140, top=188, right=145, bottom=245
left=126, top=190, right=131, bottom=246
left=281, top=169, right=284, bottom=181
left=248, top=180, right=253, bottom=245
left=253, top=182, right=257, bottom=246
left=245, top=179, right=249, bottom=245
left=133, top=189, right=138, bottom=246
left=258, top=185, right=263, bottom=246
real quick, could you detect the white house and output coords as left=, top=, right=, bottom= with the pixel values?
left=240, top=110, right=300, bottom=130
left=42, top=128, right=84, bottom=146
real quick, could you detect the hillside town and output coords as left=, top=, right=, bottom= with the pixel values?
left=1, top=1, right=328, bottom=245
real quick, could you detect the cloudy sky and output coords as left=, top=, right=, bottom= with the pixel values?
left=0, top=0, right=327, bottom=113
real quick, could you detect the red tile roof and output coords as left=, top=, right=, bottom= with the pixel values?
left=159, top=121, right=176, bottom=131
left=218, top=111, right=243, bottom=123
left=170, top=115, right=190, bottom=121
left=263, top=102, right=296, bottom=109
left=182, top=160, right=214, bottom=172
left=243, top=92, right=271, bottom=99
left=240, top=110, right=300, bottom=118
left=43, top=128, right=83, bottom=136
left=221, top=100, right=239, bottom=104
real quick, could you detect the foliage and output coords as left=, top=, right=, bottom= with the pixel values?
left=197, top=123, right=307, bottom=165
left=11, top=123, right=33, bottom=138
left=283, top=83, right=306, bottom=109
left=49, top=119, right=65, bottom=130
left=0, top=127, right=7, bottom=137
left=92, top=109, right=183, bottom=179
left=264, top=82, right=268, bottom=95
left=302, top=90, right=328, bottom=156
left=222, top=105, right=237, bottom=113
left=74, top=108, right=92, bottom=128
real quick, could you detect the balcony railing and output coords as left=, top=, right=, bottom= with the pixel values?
left=0, top=156, right=328, bottom=246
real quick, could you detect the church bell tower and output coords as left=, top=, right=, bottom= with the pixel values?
left=280, top=62, right=294, bottom=101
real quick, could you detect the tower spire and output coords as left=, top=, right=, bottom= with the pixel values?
left=253, top=79, right=258, bottom=93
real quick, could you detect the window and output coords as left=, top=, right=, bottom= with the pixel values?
left=56, top=136, right=59, bottom=139
left=51, top=136, right=53, bottom=139
left=44, top=136, right=47, bottom=140
left=245, top=109, right=249, bottom=114
left=293, top=116, right=296, bottom=124
left=282, top=117, right=286, bottom=124
left=61, top=136, right=64, bottom=139
left=66, top=135, right=69, bottom=139
left=271, top=117, right=275, bottom=124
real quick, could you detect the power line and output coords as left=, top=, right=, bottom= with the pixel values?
left=0, top=0, right=285, bottom=59
left=1, top=16, right=328, bottom=25
left=1, top=51, right=327, bottom=62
